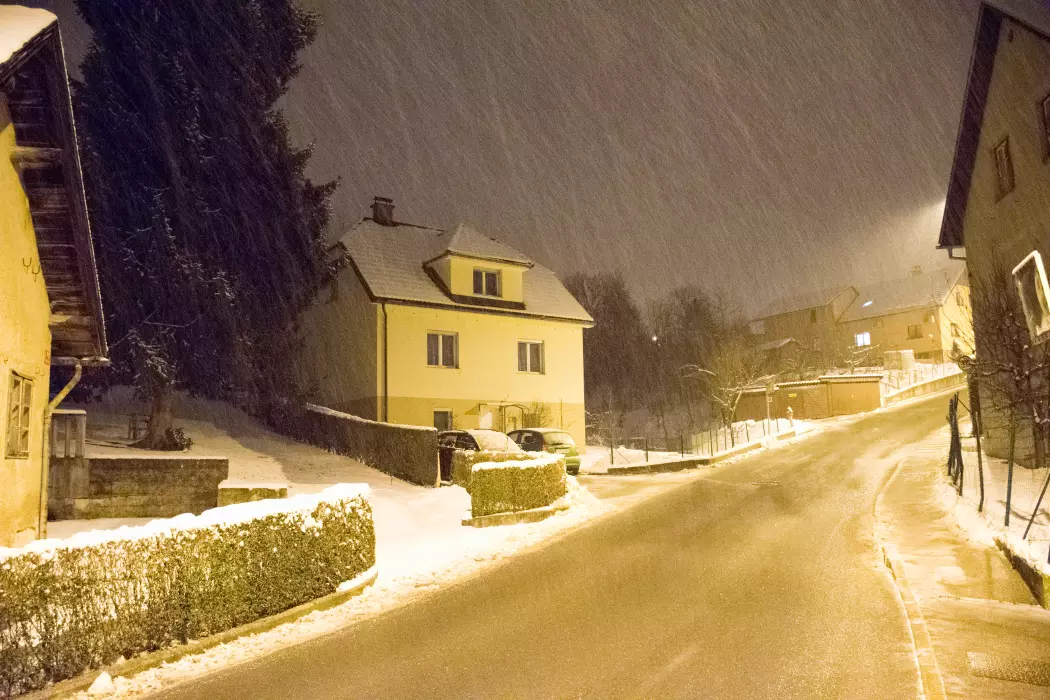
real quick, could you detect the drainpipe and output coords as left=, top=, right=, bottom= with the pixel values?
left=38, top=360, right=82, bottom=538
left=380, top=303, right=388, bottom=422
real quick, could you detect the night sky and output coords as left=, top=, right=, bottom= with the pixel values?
left=18, top=0, right=980, bottom=316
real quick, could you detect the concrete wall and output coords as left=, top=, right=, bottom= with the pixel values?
left=957, top=19, right=1050, bottom=467
left=0, top=92, right=52, bottom=547
left=48, top=456, right=230, bottom=519
left=383, top=304, right=587, bottom=445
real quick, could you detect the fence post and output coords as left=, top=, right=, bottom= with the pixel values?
left=744, top=423, right=750, bottom=443
left=610, top=442, right=614, bottom=467
left=645, top=438, right=649, bottom=463
left=1005, top=419, right=1016, bottom=527
left=680, top=435, right=684, bottom=457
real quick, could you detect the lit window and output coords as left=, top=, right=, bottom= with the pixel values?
left=426, top=333, right=458, bottom=368
left=6, top=373, right=32, bottom=458
left=518, top=341, right=544, bottom=373
left=907, top=324, right=923, bottom=340
left=994, top=137, right=1015, bottom=199
left=855, top=332, right=871, bottom=347
left=473, top=269, right=501, bottom=297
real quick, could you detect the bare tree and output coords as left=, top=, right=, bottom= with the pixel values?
left=960, top=261, right=1050, bottom=525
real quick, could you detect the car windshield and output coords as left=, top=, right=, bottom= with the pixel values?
left=542, top=432, right=575, bottom=447
left=472, top=431, right=515, bottom=451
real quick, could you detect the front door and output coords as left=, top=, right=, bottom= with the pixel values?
left=434, top=410, right=452, bottom=432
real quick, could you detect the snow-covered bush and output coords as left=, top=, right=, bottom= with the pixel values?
left=452, top=450, right=530, bottom=491
left=470, top=454, right=567, bottom=517
left=0, top=485, right=374, bottom=697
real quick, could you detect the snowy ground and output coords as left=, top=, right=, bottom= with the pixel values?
left=936, top=417, right=1050, bottom=577
left=41, top=391, right=619, bottom=698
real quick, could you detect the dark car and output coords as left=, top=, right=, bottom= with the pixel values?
left=437, top=429, right=523, bottom=482
left=507, top=428, right=581, bottom=475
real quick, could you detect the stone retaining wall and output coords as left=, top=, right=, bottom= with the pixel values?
left=48, top=456, right=229, bottom=520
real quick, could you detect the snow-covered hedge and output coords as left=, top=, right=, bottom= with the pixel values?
left=0, top=485, right=374, bottom=697
left=452, top=450, right=531, bottom=491
left=470, top=454, right=567, bottom=517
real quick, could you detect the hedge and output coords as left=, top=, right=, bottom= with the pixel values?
left=451, top=450, right=532, bottom=492
left=0, top=484, right=374, bottom=698
left=470, top=454, right=567, bottom=517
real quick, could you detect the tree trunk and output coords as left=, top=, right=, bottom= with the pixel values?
left=133, top=380, right=177, bottom=450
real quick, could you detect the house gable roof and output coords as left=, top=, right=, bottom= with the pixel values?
left=938, top=0, right=1050, bottom=249
left=337, top=219, right=593, bottom=324
left=437, top=223, right=534, bottom=267
left=2, top=6, right=108, bottom=364
left=754, top=284, right=855, bottom=320
left=838, top=265, right=966, bottom=323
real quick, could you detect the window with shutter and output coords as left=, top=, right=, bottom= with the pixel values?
left=6, top=373, right=32, bottom=459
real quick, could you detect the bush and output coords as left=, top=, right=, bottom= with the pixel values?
left=0, top=485, right=374, bottom=697
left=470, top=454, right=567, bottom=517
left=451, top=450, right=530, bottom=492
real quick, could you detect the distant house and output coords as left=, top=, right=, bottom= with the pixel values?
left=298, top=197, right=593, bottom=446
left=1, top=7, right=108, bottom=546
left=836, top=267, right=971, bottom=363
left=937, top=0, right=1050, bottom=464
left=748, top=285, right=858, bottom=367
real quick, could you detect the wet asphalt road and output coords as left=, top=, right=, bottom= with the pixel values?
left=153, top=395, right=952, bottom=699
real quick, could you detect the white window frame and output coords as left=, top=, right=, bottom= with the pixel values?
left=426, top=332, right=459, bottom=369
left=854, top=332, right=871, bottom=347
left=6, top=372, right=33, bottom=459
left=472, top=268, right=502, bottom=298
left=518, top=340, right=545, bottom=374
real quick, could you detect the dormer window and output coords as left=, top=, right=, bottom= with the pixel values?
left=473, top=268, right=501, bottom=297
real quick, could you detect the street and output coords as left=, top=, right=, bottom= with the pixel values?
left=153, top=395, right=952, bottom=699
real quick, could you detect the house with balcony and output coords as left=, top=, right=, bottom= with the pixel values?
left=298, top=197, right=593, bottom=446
left=1, top=7, right=108, bottom=546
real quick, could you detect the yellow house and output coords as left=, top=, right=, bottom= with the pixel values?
left=937, top=0, right=1050, bottom=464
left=1, top=7, right=108, bottom=547
left=299, top=197, right=593, bottom=445
left=836, top=266, right=972, bottom=363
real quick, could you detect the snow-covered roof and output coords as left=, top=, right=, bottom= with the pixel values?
left=439, top=223, right=533, bottom=267
left=0, top=6, right=56, bottom=75
left=754, top=284, right=855, bottom=320
left=838, top=265, right=966, bottom=323
left=338, top=219, right=593, bottom=324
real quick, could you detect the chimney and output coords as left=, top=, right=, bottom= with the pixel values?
left=371, top=196, right=395, bottom=226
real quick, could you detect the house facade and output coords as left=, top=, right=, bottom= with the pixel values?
left=937, top=0, right=1050, bottom=464
left=749, top=265, right=971, bottom=368
left=836, top=267, right=971, bottom=363
left=299, top=198, right=593, bottom=446
left=1, top=7, right=108, bottom=546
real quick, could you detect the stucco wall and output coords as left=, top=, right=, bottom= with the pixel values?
left=297, top=265, right=379, bottom=419
left=839, top=306, right=947, bottom=361
left=958, top=20, right=1050, bottom=465
left=384, top=304, right=587, bottom=445
left=0, top=93, right=53, bottom=547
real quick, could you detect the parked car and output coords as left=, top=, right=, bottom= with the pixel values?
left=437, top=429, right=524, bottom=482
left=507, top=428, right=580, bottom=475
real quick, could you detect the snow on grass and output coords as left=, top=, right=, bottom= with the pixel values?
left=69, top=476, right=610, bottom=700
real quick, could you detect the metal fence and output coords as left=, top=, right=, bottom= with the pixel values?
left=947, top=392, right=1050, bottom=562
left=601, top=417, right=795, bottom=466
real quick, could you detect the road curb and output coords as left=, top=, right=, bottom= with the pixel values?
left=874, top=458, right=947, bottom=700
left=993, top=535, right=1050, bottom=609
left=462, top=503, right=570, bottom=527
left=23, top=566, right=379, bottom=700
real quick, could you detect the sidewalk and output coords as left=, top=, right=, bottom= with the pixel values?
left=876, top=426, right=1050, bottom=698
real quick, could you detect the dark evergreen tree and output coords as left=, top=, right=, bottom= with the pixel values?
left=74, top=0, right=337, bottom=448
